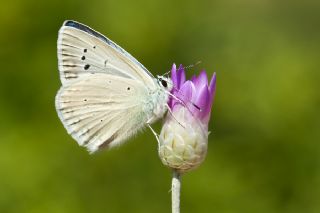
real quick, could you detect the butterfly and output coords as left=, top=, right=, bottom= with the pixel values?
left=55, top=20, right=173, bottom=153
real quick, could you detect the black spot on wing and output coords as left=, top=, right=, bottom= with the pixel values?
left=84, top=64, right=90, bottom=70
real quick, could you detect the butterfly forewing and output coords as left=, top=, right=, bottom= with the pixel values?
left=56, top=74, right=149, bottom=153
left=57, top=20, right=155, bottom=88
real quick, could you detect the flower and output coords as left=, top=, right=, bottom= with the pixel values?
left=159, top=64, right=216, bottom=173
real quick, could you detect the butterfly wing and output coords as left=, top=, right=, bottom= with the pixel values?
left=56, top=73, right=150, bottom=153
left=57, top=20, right=156, bottom=88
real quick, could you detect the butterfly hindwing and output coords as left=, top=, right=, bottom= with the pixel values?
left=55, top=74, right=149, bottom=153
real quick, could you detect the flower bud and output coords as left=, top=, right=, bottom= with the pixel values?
left=159, top=106, right=208, bottom=172
left=159, top=64, right=216, bottom=173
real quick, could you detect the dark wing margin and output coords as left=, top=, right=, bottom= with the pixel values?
left=63, top=20, right=154, bottom=79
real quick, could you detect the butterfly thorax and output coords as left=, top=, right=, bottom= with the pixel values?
left=143, top=77, right=172, bottom=124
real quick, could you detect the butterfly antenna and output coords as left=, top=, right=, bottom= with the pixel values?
left=163, top=69, right=171, bottom=77
left=183, top=61, right=202, bottom=71
left=163, top=61, right=202, bottom=77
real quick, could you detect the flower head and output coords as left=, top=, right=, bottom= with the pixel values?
left=159, top=64, right=216, bottom=173
left=169, top=64, right=216, bottom=126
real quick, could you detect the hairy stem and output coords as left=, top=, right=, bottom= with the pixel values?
left=172, top=170, right=181, bottom=213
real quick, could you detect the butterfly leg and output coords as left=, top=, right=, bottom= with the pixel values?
left=165, top=104, right=185, bottom=129
left=146, top=122, right=160, bottom=149
left=166, top=91, right=201, bottom=116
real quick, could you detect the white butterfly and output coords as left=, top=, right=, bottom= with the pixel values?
left=55, top=20, right=172, bottom=153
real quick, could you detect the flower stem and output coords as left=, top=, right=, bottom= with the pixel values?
left=172, top=170, right=181, bottom=213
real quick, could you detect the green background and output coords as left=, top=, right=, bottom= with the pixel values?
left=1, top=0, right=319, bottom=212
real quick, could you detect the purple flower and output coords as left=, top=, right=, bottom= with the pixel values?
left=159, top=64, right=216, bottom=173
left=169, top=64, right=216, bottom=126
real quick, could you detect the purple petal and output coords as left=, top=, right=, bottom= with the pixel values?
left=193, top=70, right=208, bottom=88
left=209, top=73, right=217, bottom=102
left=178, top=80, right=194, bottom=102
left=171, top=64, right=178, bottom=89
left=194, top=85, right=210, bottom=121
left=175, top=81, right=201, bottom=115
left=176, top=64, right=186, bottom=89
left=200, top=73, right=216, bottom=123
left=191, top=75, right=196, bottom=82
left=168, top=64, right=177, bottom=108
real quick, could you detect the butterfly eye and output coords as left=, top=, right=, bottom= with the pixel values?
left=161, top=79, right=167, bottom=88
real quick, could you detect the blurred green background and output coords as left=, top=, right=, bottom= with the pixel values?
left=1, top=0, right=319, bottom=212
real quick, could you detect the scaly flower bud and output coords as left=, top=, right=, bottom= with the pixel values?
left=159, top=64, right=216, bottom=173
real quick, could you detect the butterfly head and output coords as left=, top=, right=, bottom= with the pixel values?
left=157, top=75, right=173, bottom=92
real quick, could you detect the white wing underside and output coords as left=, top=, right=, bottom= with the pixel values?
left=57, top=21, right=155, bottom=88
left=56, top=21, right=157, bottom=152
left=56, top=74, right=148, bottom=153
